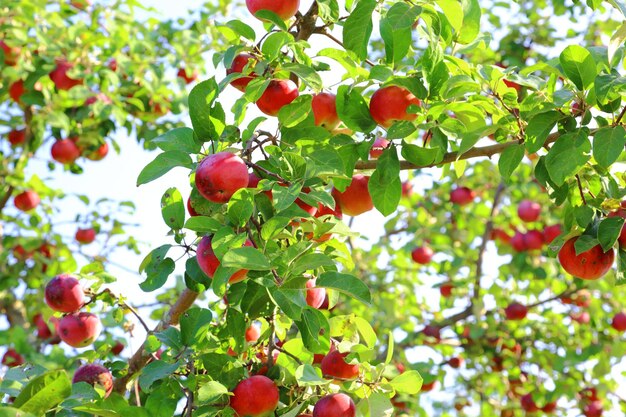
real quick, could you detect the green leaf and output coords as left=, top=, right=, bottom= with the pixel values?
left=184, top=216, right=223, bottom=233
left=139, top=361, right=179, bottom=391
left=282, top=63, right=323, bottom=91
left=222, top=247, right=272, bottom=270
left=380, top=6, right=412, bottom=65
left=498, top=144, right=525, bottom=181
left=390, top=370, right=423, bottom=394
left=593, top=126, right=626, bottom=168
left=559, top=45, right=597, bottom=90
left=139, top=245, right=175, bottom=292
left=609, top=21, right=626, bottom=64
left=317, top=0, right=340, bottom=22
left=574, top=235, right=600, bottom=255
left=607, top=0, right=626, bottom=18
left=295, top=308, right=331, bottom=353
left=161, top=187, right=185, bottom=230
left=369, top=147, right=401, bottom=216
left=401, top=142, right=442, bottom=166
left=13, top=370, right=71, bottom=415
left=261, top=32, right=293, bottom=61
left=180, top=308, right=213, bottom=346
left=545, top=131, right=591, bottom=186
left=342, top=0, right=377, bottom=60
left=295, top=364, right=326, bottom=385
left=189, top=78, right=222, bottom=141
left=317, top=271, right=372, bottom=305
left=0, top=409, right=36, bottom=417
left=137, top=151, right=194, bottom=186
left=457, top=0, right=481, bottom=44
left=196, top=381, right=229, bottom=404
left=225, top=20, right=256, bottom=41
left=616, top=248, right=626, bottom=285
left=598, top=216, right=625, bottom=251
left=227, top=188, right=254, bottom=228
left=525, top=111, right=560, bottom=153
left=278, top=95, right=313, bottom=127
left=151, top=127, right=201, bottom=154
left=336, top=85, right=377, bottom=133
left=291, top=253, right=336, bottom=274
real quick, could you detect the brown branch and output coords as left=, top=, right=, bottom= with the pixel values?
left=575, top=174, right=587, bottom=205
left=113, top=288, right=199, bottom=393
left=614, top=105, right=626, bottom=125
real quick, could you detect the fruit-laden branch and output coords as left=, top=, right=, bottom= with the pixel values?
left=112, top=288, right=199, bottom=393
left=354, top=132, right=561, bottom=171
left=0, top=107, right=33, bottom=214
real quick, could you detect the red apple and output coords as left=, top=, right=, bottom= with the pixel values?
left=520, top=393, right=539, bottom=412
left=196, top=235, right=254, bottom=283
left=195, top=152, right=249, bottom=204
left=369, top=137, right=390, bottom=159
left=524, top=230, right=544, bottom=250
left=312, top=93, right=340, bottom=130
left=331, top=175, right=373, bottom=216
left=505, top=302, right=528, bottom=320
left=447, top=357, right=463, bottom=368
left=14, top=190, right=40, bottom=212
left=421, top=380, right=437, bottom=392
left=542, top=402, right=557, bottom=413
left=58, top=312, right=102, bottom=348
left=580, top=387, right=599, bottom=402
left=611, top=312, right=626, bottom=331
left=256, top=79, right=299, bottom=116
left=583, top=401, right=603, bottom=417
left=607, top=203, right=626, bottom=248
left=543, top=224, right=563, bottom=244
left=76, top=228, right=96, bottom=244
left=246, top=0, right=300, bottom=20
left=177, top=67, right=198, bottom=84
left=49, top=61, right=83, bottom=91
left=401, top=181, right=413, bottom=197
left=369, top=85, right=420, bottom=128
left=8, top=128, right=26, bottom=146
left=558, top=237, right=615, bottom=280
left=245, top=325, right=261, bottom=343
left=45, top=274, right=85, bottom=313
left=2, top=348, right=24, bottom=367
left=70, top=0, right=91, bottom=9
left=440, top=282, right=454, bottom=298
left=33, top=313, right=53, bottom=339
left=422, top=325, right=441, bottom=340
left=518, top=200, right=541, bottom=222
left=411, top=246, right=434, bottom=264
left=72, top=364, right=113, bottom=397
left=227, top=53, right=258, bottom=91
left=51, top=139, right=81, bottom=164
left=496, top=63, right=522, bottom=92
left=491, top=228, right=512, bottom=245
left=230, top=375, right=279, bottom=417
left=571, top=311, right=590, bottom=324
left=306, top=278, right=326, bottom=309
left=0, top=40, right=20, bottom=66
left=9, top=80, right=25, bottom=103
left=321, top=350, right=359, bottom=380
left=187, top=197, right=199, bottom=217
left=84, top=143, right=109, bottom=161
left=450, top=186, right=475, bottom=205
left=313, top=393, right=356, bottom=417
left=111, top=341, right=124, bottom=355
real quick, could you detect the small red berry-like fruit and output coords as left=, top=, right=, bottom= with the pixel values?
left=9, top=80, right=26, bottom=103
left=543, top=224, right=563, bottom=244
left=312, top=93, right=340, bottom=130
left=421, top=380, right=437, bottom=392
left=411, top=246, right=434, bottom=264
left=2, top=348, right=24, bottom=367
left=84, top=143, right=109, bottom=161
left=33, top=313, right=53, bottom=339
left=447, top=357, right=463, bottom=368
left=111, top=341, right=124, bottom=355
left=571, top=311, right=590, bottom=324
left=8, top=129, right=26, bottom=146
left=331, top=175, right=373, bottom=216
left=177, top=67, right=198, bottom=84
left=14, top=190, right=40, bottom=212
left=256, top=79, right=299, bottom=116
left=517, top=199, right=541, bottom=222
left=505, top=302, right=528, bottom=320
left=230, top=375, right=280, bottom=417
left=440, top=283, right=454, bottom=298
left=306, top=278, right=326, bottom=309
left=611, top=312, right=626, bottom=331
left=58, top=312, right=102, bottom=348
left=196, top=236, right=254, bottom=283
left=369, top=85, right=420, bottom=128
left=245, top=325, right=261, bottom=343
left=558, top=237, right=615, bottom=280
left=195, top=152, right=249, bottom=204
left=583, top=400, right=603, bottom=417
left=542, top=401, right=557, bottom=413
left=72, top=364, right=113, bottom=397
left=51, top=139, right=81, bottom=164
left=227, top=53, right=257, bottom=91
left=401, top=181, right=413, bottom=197
left=524, top=230, right=545, bottom=250
left=75, top=228, right=96, bottom=244
left=450, top=186, right=476, bottom=205
left=45, top=274, right=85, bottom=313
left=580, top=387, right=599, bottom=402
left=321, top=350, right=359, bottom=380
left=520, top=393, right=539, bottom=412
left=422, top=325, right=441, bottom=340
left=246, top=0, right=300, bottom=20
left=369, top=137, right=390, bottom=159
left=49, top=61, right=83, bottom=91
left=313, top=393, right=356, bottom=417
left=0, top=40, right=20, bottom=66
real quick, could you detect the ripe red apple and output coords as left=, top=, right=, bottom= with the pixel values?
left=73, top=364, right=113, bottom=397
left=256, top=79, right=299, bottom=116
left=401, top=181, right=413, bottom=197
left=520, top=394, right=539, bottom=412
left=70, top=0, right=91, bottom=9
left=51, top=139, right=81, bottom=164
left=84, top=143, right=109, bottom=161
left=607, top=203, right=626, bottom=248
left=195, top=152, right=249, bottom=204
left=422, top=325, right=441, bottom=340
left=583, top=401, right=603, bottom=417
left=49, top=61, right=83, bottom=91
left=230, top=375, right=279, bottom=417
left=505, top=302, right=528, bottom=320
left=440, top=283, right=454, bottom=298
left=312, top=93, right=340, bottom=130
left=450, top=186, right=476, bottom=205
left=524, top=230, right=544, bottom=250
left=76, top=228, right=96, bottom=244
left=45, top=274, right=85, bottom=313
left=187, top=197, right=199, bottom=217
left=518, top=199, right=541, bottom=222
left=245, top=324, right=261, bottom=342
left=8, top=129, right=26, bottom=146
left=411, top=246, right=434, bottom=264
left=369, top=85, right=420, bottom=128
left=306, top=278, right=326, bottom=309
left=58, top=312, right=102, bottom=348
left=246, top=0, right=300, bottom=20
left=9, top=80, right=25, bottom=103
left=580, top=387, right=599, bottom=402
left=85, top=93, right=112, bottom=106
left=543, top=224, right=563, bottom=244
left=313, top=393, right=356, bottom=417
left=491, top=228, right=512, bottom=245
left=558, top=237, right=615, bottom=280
left=14, top=190, right=40, bottom=212
left=227, top=53, right=258, bottom=91
left=177, top=67, right=198, bottom=84
left=321, top=350, right=359, bottom=380
left=447, top=357, right=463, bottom=368
left=571, top=311, right=590, bottom=324
left=611, top=312, right=626, bottom=331
left=369, top=137, right=390, bottom=159
left=33, top=313, right=53, bottom=339
left=111, top=341, right=124, bottom=355
left=421, top=380, right=437, bottom=392
left=107, top=59, right=117, bottom=71
left=196, top=235, right=254, bottom=283
left=2, top=348, right=24, bottom=367
left=331, top=175, right=373, bottom=216
left=0, top=40, right=20, bottom=66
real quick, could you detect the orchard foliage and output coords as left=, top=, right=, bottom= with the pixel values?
left=2, top=0, right=626, bottom=417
